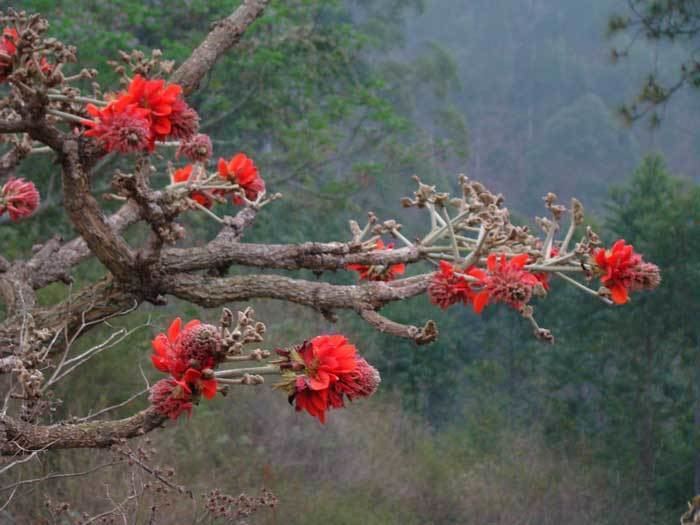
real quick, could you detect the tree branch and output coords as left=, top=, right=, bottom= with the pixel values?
left=60, top=138, right=136, bottom=283
left=27, top=201, right=141, bottom=289
left=162, top=240, right=420, bottom=273
left=358, top=309, right=438, bottom=345
left=170, top=0, right=270, bottom=95
left=0, top=408, right=166, bottom=455
left=162, top=272, right=429, bottom=313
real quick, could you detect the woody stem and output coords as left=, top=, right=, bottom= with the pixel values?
left=555, top=271, right=613, bottom=305
left=214, top=364, right=280, bottom=378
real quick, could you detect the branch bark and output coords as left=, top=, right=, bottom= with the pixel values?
left=27, top=201, right=141, bottom=289
left=162, top=272, right=429, bottom=328
left=0, top=408, right=166, bottom=455
left=60, top=139, right=136, bottom=283
left=163, top=241, right=421, bottom=273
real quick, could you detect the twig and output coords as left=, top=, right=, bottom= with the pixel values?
left=555, top=271, right=613, bottom=305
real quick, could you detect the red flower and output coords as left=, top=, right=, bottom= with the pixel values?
left=84, top=98, right=153, bottom=153
left=427, top=260, right=474, bottom=309
left=176, top=323, right=222, bottom=370
left=121, top=74, right=182, bottom=140
left=293, top=378, right=330, bottom=423
left=289, top=335, right=380, bottom=423
left=470, top=253, right=540, bottom=313
left=167, top=97, right=199, bottom=140
left=347, top=239, right=406, bottom=281
left=217, top=153, right=266, bottom=204
left=181, top=368, right=218, bottom=400
left=171, top=164, right=212, bottom=208
left=149, top=378, right=194, bottom=420
left=593, top=239, right=660, bottom=304
left=298, top=335, right=358, bottom=390
left=151, top=317, right=202, bottom=379
left=149, top=318, right=222, bottom=419
left=176, top=133, right=213, bottom=163
left=0, top=28, right=19, bottom=83
left=0, top=178, right=40, bottom=221
left=330, top=357, right=381, bottom=406
left=630, top=261, right=662, bottom=291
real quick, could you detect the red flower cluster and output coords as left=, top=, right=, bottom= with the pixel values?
left=427, top=260, right=474, bottom=309
left=84, top=98, right=152, bottom=154
left=84, top=75, right=198, bottom=153
left=218, top=153, right=265, bottom=204
left=0, top=28, right=18, bottom=83
left=0, top=178, right=40, bottom=221
left=592, top=239, right=661, bottom=304
left=347, top=239, right=406, bottom=282
left=149, top=378, right=194, bottom=420
left=171, top=164, right=213, bottom=208
left=469, top=254, right=540, bottom=313
left=149, top=318, right=222, bottom=420
left=429, top=254, right=541, bottom=314
left=288, top=335, right=380, bottom=423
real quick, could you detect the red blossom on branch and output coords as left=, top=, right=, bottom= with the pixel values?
left=592, top=239, right=661, bottom=304
left=469, top=253, right=540, bottom=313
left=149, top=318, right=222, bottom=419
left=151, top=317, right=202, bottom=379
left=121, top=74, right=183, bottom=139
left=176, top=323, right=222, bottom=370
left=0, top=177, right=40, bottom=221
left=0, top=28, right=19, bottom=83
left=176, top=133, right=213, bottom=163
left=217, top=153, right=265, bottom=204
left=149, top=378, right=194, bottom=420
left=329, top=357, right=381, bottom=406
left=84, top=99, right=154, bottom=153
left=427, top=260, right=474, bottom=309
left=181, top=368, right=218, bottom=400
left=347, top=239, right=406, bottom=281
left=83, top=75, right=194, bottom=153
left=289, top=335, right=380, bottom=423
left=297, top=334, right=357, bottom=390
left=167, top=97, right=199, bottom=140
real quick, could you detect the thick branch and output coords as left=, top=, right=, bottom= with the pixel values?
left=0, top=408, right=166, bottom=455
left=60, top=139, right=135, bottom=283
left=0, top=120, right=30, bottom=134
left=162, top=241, right=421, bottom=273
left=163, top=273, right=429, bottom=311
left=170, top=0, right=270, bottom=95
left=27, top=201, right=141, bottom=289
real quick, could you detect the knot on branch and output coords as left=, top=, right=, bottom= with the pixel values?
left=410, top=319, right=438, bottom=345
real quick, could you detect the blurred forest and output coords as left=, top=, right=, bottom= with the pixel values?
left=3, top=0, right=700, bottom=523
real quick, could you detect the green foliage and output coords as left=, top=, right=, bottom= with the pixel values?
left=535, top=155, right=700, bottom=521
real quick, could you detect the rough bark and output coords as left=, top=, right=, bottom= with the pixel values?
left=0, top=408, right=166, bottom=455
